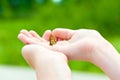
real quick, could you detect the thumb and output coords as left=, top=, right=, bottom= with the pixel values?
left=50, top=44, right=70, bottom=59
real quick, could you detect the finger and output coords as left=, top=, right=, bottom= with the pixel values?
left=20, top=29, right=32, bottom=38
left=29, top=30, right=41, bottom=39
left=52, top=28, right=75, bottom=40
left=29, top=30, right=48, bottom=42
left=18, top=33, right=30, bottom=44
left=42, top=30, right=52, bottom=41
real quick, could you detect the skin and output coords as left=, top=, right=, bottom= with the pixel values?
left=18, top=30, right=72, bottom=80
left=18, top=28, right=120, bottom=80
left=22, top=44, right=72, bottom=80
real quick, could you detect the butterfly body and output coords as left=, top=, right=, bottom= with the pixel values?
left=49, top=34, right=56, bottom=46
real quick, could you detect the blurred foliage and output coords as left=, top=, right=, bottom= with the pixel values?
left=0, top=0, right=120, bottom=73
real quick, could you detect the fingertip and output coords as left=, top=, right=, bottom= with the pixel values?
left=18, top=34, right=23, bottom=39
left=29, top=30, right=35, bottom=33
left=45, top=30, right=52, bottom=33
left=18, top=33, right=28, bottom=43
left=20, top=29, right=27, bottom=33
left=29, top=30, right=35, bottom=35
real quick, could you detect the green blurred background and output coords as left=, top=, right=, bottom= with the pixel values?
left=0, top=0, right=120, bottom=73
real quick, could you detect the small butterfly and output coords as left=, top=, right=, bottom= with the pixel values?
left=49, top=34, right=56, bottom=46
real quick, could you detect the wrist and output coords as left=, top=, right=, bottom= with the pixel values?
left=35, top=54, right=71, bottom=80
left=91, top=42, right=120, bottom=80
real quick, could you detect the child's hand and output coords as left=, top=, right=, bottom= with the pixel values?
left=47, top=28, right=120, bottom=80
left=44, top=28, right=107, bottom=61
left=22, top=44, right=71, bottom=80
left=18, top=29, right=52, bottom=48
left=18, top=30, right=72, bottom=80
left=43, top=28, right=119, bottom=63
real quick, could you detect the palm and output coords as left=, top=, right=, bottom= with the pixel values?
left=50, top=29, right=102, bottom=61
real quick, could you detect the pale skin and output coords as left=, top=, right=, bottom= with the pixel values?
left=22, top=45, right=72, bottom=80
left=18, top=28, right=120, bottom=80
left=18, top=30, right=72, bottom=80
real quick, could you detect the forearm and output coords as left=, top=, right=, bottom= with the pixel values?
left=91, top=44, right=120, bottom=80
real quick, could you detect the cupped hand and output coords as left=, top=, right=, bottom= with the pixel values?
left=18, top=29, right=52, bottom=48
left=45, top=28, right=112, bottom=62
left=18, top=30, right=72, bottom=80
